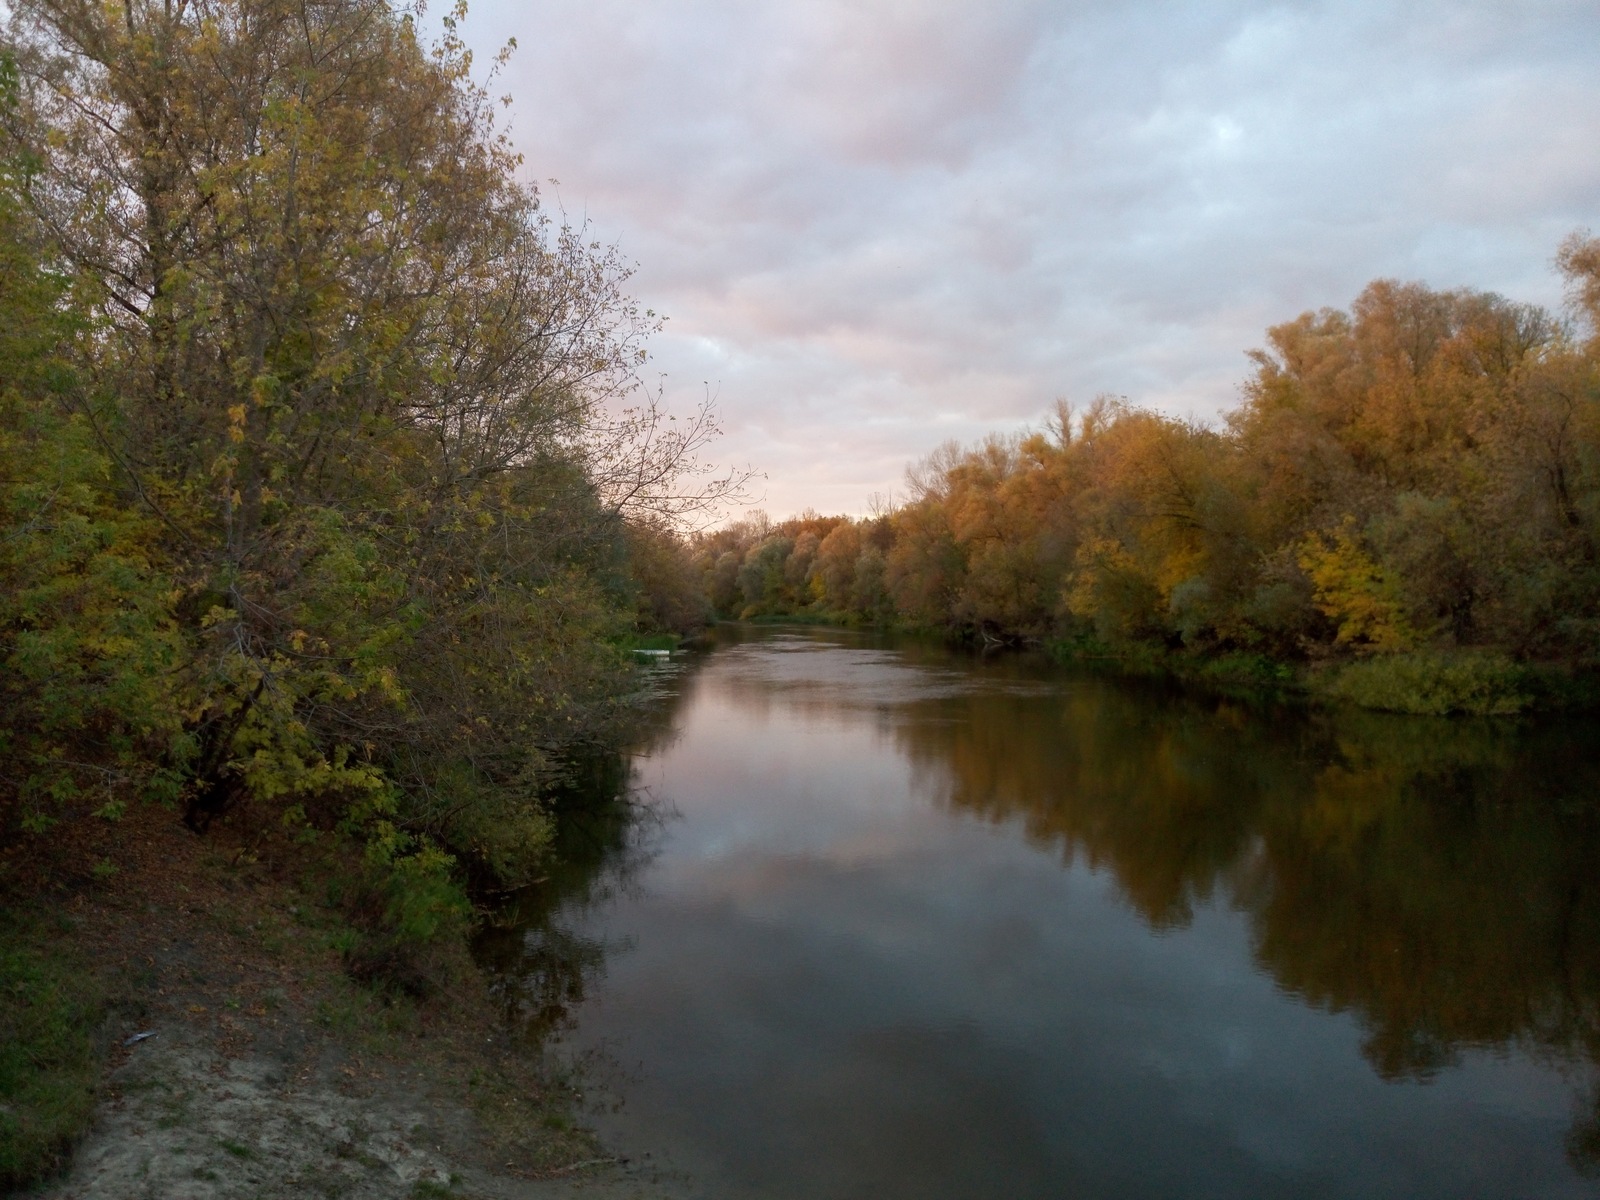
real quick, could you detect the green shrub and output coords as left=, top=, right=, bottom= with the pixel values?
left=614, top=631, right=681, bottom=652
left=330, top=817, right=472, bottom=998
left=1519, top=663, right=1600, bottom=713
left=1317, top=650, right=1532, bottom=716
left=0, top=922, right=103, bottom=1190
left=1192, top=652, right=1298, bottom=689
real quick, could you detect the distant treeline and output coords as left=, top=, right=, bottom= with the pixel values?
left=695, top=248, right=1600, bottom=714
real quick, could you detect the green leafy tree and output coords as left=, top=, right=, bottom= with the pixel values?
left=1, top=0, right=732, bottom=883
left=0, top=55, right=183, bottom=836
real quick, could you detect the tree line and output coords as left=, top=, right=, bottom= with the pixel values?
left=695, top=248, right=1600, bottom=714
left=0, top=0, right=725, bottom=946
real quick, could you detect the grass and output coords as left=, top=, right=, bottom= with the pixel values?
left=154, top=1085, right=193, bottom=1131
left=311, top=979, right=422, bottom=1047
left=465, top=1060, right=603, bottom=1175
left=0, top=799, right=611, bottom=1195
left=0, top=916, right=106, bottom=1191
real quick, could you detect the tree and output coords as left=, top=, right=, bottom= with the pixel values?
left=0, top=55, right=184, bottom=836
left=0, top=0, right=732, bottom=880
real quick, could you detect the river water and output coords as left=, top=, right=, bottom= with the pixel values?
left=476, top=625, right=1600, bottom=1199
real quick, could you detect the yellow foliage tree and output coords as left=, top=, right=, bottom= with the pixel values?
left=1297, top=521, right=1415, bottom=653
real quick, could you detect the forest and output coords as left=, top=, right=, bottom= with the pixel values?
left=694, top=245, right=1600, bottom=715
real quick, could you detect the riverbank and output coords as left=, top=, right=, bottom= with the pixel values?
left=712, top=614, right=1600, bottom=717
left=1040, top=638, right=1600, bottom=716
left=1, top=804, right=686, bottom=1199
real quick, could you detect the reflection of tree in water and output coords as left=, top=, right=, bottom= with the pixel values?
left=893, top=679, right=1600, bottom=1172
left=472, top=790, right=660, bottom=1042
left=472, top=655, right=699, bottom=1043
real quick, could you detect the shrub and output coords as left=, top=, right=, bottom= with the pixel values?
left=0, top=922, right=103, bottom=1190
left=1317, top=650, right=1532, bottom=716
left=331, top=819, right=472, bottom=998
left=1192, top=652, right=1299, bottom=692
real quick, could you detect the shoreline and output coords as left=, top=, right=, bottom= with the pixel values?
left=710, top=616, right=1600, bottom=716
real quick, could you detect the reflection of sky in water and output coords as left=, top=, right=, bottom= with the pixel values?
left=532, top=629, right=1593, bottom=1200
left=711, top=633, right=1061, bottom=711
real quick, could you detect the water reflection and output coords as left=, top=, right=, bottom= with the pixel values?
left=473, top=795, right=637, bottom=1043
left=480, top=627, right=1600, bottom=1195
left=893, top=672, right=1600, bottom=1156
left=473, top=656, right=696, bottom=1042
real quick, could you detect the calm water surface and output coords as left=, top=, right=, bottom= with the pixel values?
left=477, top=625, right=1600, bottom=1199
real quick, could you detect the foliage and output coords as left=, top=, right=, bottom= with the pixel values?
left=0, top=17, right=729, bottom=1128
left=0, top=62, right=184, bottom=835
left=1316, top=650, right=1532, bottom=716
left=623, top=521, right=712, bottom=635
left=0, top=917, right=103, bottom=1190
left=331, top=814, right=473, bottom=997
left=0, top=1, right=721, bottom=878
left=1297, top=521, right=1415, bottom=653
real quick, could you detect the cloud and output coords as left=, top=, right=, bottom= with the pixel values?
left=467, top=0, right=1600, bottom=516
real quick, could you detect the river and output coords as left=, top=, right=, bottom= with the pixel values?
left=476, top=624, right=1600, bottom=1199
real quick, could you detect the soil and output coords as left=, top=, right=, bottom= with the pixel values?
left=41, top=1023, right=696, bottom=1200
left=5, top=805, right=695, bottom=1200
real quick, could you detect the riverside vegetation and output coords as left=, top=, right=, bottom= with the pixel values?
left=0, top=0, right=724, bottom=1188
left=695, top=240, right=1600, bottom=716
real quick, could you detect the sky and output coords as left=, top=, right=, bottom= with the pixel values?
left=462, top=0, right=1600, bottom=519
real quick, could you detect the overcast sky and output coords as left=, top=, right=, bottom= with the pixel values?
left=464, top=0, right=1600, bottom=519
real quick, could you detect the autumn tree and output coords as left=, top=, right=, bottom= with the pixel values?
left=0, top=54, right=185, bottom=835
left=1, top=0, right=729, bottom=880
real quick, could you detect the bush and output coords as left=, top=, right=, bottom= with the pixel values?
left=1317, top=650, right=1532, bottom=716
left=0, top=921, right=103, bottom=1190
left=1191, top=652, right=1299, bottom=693
left=330, top=823, right=472, bottom=999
